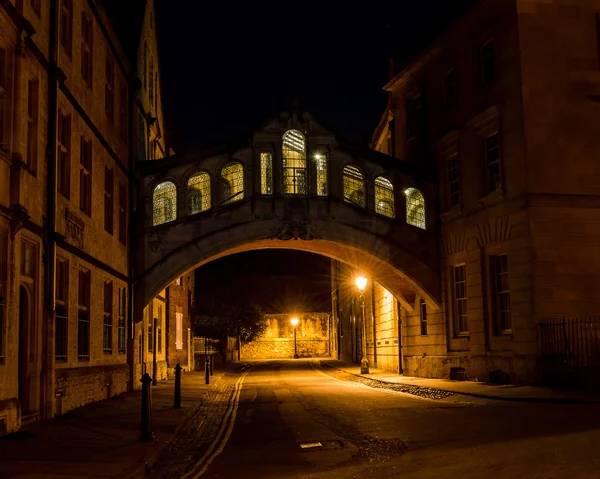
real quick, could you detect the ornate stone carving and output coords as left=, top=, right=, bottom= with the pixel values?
left=273, top=201, right=320, bottom=241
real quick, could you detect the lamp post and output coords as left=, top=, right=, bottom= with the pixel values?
left=291, top=317, right=299, bottom=359
left=355, top=276, right=369, bottom=374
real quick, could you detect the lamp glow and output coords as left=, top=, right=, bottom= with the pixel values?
left=355, top=276, right=368, bottom=293
left=291, top=317, right=299, bottom=327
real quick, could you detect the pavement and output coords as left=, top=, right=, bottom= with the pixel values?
left=321, top=359, right=600, bottom=403
left=0, top=367, right=237, bottom=479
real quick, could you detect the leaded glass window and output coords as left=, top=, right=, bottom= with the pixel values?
left=405, top=187, right=425, bottom=229
left=221, top=162, right=244, bottom=204
left=282, top=130, right=307, bottom=195
left=343, top=165, right=365, bottom=207
left=260, top=152, right=273, bottom=195
left=153, top=181, right=177, bottom=226
left=316, top=153, right=328, bottom=196
left=375, top=176, right=395, bottom=218
left=188, top=172, right=211, bottom=215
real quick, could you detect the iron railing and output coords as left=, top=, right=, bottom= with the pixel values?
left=539, top=317, right=600, bottom=369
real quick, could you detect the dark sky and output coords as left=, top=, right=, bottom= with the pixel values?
left=156, top=1, right=478, bottom=152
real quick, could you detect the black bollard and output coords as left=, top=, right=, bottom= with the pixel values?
left=209, top=355, right=214, bottom=376
left=205, top=356, right=210, bottom=385
left=140, top=373, right=154, bottom=442
left=174, top=364, right=183, bottom=409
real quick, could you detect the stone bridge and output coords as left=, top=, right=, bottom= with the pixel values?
left=134, top=109, right=440, bottom=318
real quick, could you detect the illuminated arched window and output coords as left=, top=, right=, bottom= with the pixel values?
left=375, top=176, right=395, bottom=218
left=343, top=165, right=365, bottom=207
left=282, top=129, right=307, bottom=194
left=260, top=152, right=273, bottom=195
left=221, top=162, right=244, bottom=204
left=187, top=172, right=211, bottom=215
left=315, top=152, right=328, bottom=196
left=153, top=181, right=177, bottom=226
left=405, top=187, right=426, bottom=229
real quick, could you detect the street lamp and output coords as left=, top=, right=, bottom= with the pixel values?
left=291, top=317, right=299, bottom=359
left=355, top=275, right=369, bottom=374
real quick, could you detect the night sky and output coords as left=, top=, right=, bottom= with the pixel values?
left=156, top=1, right=478, bottom=151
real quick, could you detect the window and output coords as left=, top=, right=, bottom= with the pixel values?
left=260, top=152, right=273, bottom=195
left=30, top=0, right=41, bottom=15
left=405, top=188, right=426, bottom=229
left=0, top=47, right=9, bottom=151
left=103, top=281, right=113, bottom=353
left=175, top=310, right=183, bottom=350
left=153, top=181, right=177, bottom=226
left=375, top=177, right=395, bottom=218
left=446, top=155, right=461, bottom=208
left=60, top=0, right=72, bottom=56
left=220, top=162, right=244, bottom=204
left=420, top=299, right=427, bottom=336
left=21, top=241, right=36, bottom=278
left=453, top=264, right=468, bottom=335
left=58, top=112, right=71, bottom=197
left=480, top=40, right=495, bottom=85
left=118, top=288, right=126, bottom=353
left=105, top=54, right=114, bottom=122
left=157, top=304, right=163, bottom=354
left=282, top=130, right=307, bottom=195
left=443, top=69, right=456, bottom=109
left=188, top=172, right=211, bottom=214
left=406, top=93, right=424, bottom=140
left=118, top=182, right=127, bottom=244
left=118, top=80, right=127, bottom=140
left=79, top=137, right=92, bottom=216
left=78, top=269, right=91, bottom=359
left=490, top=254, right=511, bottom=333
left=147, top=314, right=153, bottom=353
left=316, top=153, right=328, bottom=196
left=485, top=133, right=501, bottom=193
left=55, top=258, right=69, bottom=360
left=104, top=166, right=114, bottom=233
left=81, top=11, right=93, bottom=87
left=27, top=78, right=39, bottom=173
left=343, top=165, right=365, bottom=207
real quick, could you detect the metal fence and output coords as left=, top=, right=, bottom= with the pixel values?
left=539, top=317, right=600, bottom=387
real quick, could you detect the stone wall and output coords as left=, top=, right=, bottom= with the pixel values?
left=241, top=313, right=330, bottom=360
left=0, top=398, right=20, bottom=437
left=54, top=364, right=129, bottom=415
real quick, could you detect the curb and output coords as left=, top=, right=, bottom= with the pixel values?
left=319, top=360, right=600, bottom=405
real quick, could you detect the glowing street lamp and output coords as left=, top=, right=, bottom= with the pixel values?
left=355, top=275, right=369, bottom=374
left=291, top=317, right=299, bottom=359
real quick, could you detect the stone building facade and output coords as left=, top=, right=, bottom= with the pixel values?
left=355, top=0, right=600, bottom=384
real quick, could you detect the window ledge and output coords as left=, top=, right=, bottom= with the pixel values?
left=441, top=206, right=462, bottom=222
left=478, top=188, right=504, bottom=208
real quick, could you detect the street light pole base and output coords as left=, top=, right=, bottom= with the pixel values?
left=360, top=358, right=370, bottom=374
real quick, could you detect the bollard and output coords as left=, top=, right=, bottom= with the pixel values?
left=140, top=373, right=154, bottom=442
left=205, top=356, right=210, bottom=385
left=173, top=363, right=183, bottom=409
left=209, top=355, right=214, bottom=376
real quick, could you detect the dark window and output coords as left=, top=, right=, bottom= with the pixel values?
left=485, top=132, right=502, bottom=193
left=443, top=69, right=456, bottom=109
left=147, top=316, right=154, bottom=353
left=21, top=242, right=36, bottom=278
left=118, top=288, right=126, bottom=353
left=446, top=154, right=461, bottom=208
left=480, top=40, right=495, bottom=85
left=78, top=269, right=91, bottom=359
left=57, top=113, right=71, bottom=198
left=420, top=299, right=428, bottom=336
left=453, top=265, right=468, bottom=335
left=118, top=182, right=127, bottom=244
left=27, top=78, right=39, bottom=174
left=103, top=281, right=113, bottom=352
left=118, top=80, right=127, bottom=140
left=0, top=47, right=8, bottom=151
left=406, top=93, right=424, bottom=140
left=79, top=137, right=92, bottom=216
left=105, top=54, right=114, bottom=122
left=30, top=0, right=41, bottom=15
left=490, top=254, right=511, bottom=333
left=60, top=0, right=72, bottom=57
left=55, top=258, right=69, bottom=361
left=104, top=166, right=114, bottom=234
left=81, top=11, right=93, bottom=87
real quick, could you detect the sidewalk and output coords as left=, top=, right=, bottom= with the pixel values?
left=321, top=360, right=600, bottom=404
left=0, top=368, right=231, bottom=479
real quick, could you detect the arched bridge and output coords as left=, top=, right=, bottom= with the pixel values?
left=134, top=109, right=440, bottom=317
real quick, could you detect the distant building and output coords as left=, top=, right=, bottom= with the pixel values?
left=336, top=0, right=600, bottom=385
left=0, top=0, right=192, bottom=436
